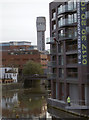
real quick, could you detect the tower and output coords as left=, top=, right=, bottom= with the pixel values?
left=36, top=17, right=46, bottom=51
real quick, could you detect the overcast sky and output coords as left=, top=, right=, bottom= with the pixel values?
left=0, top=0, right=53, bottom=49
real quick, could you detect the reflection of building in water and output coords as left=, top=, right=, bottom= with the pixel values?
left=2, top=93, right=47, bottom=118
left=2, top=93, right=18, bottom=109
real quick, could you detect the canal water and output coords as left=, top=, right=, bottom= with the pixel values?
left=2, top=84, right=88, bottom=119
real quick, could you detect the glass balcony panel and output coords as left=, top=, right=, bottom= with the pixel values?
left=58, top=3, right=77, bottom=15
left=68, top=1, right=73, bottom=10
left=59, top=32, right=77, bottom=40
left=46, top=37, right=55, bottom=44
left=59, top=18, right=76, bottom=27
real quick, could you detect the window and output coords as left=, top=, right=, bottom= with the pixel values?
left=59, top=68, right=64, bottom=78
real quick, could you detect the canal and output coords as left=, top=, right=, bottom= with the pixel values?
left=2, top=82, right=88, bottom=119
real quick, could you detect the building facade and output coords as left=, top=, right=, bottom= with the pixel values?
left=0, top=41, right=49, bottom=74
left=47, top=0, right=89, bottom=106
left=36, top=17, right=46, bottom=51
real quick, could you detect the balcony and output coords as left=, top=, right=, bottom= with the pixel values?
left=58, top=4, right=77, bottom=15
left=67, top=58, right=77, bottom=64
left=47, top=73, right=56, bottom=80
left=67, top=58, right=78, bottom=67
left=67, top=72, right=78, bottom=78
left=58, top=18, right=77, bottom=28
left=48, top=61, right=56, bottom=67
left=59, top=32, right=77, bottom=41
left=46, top=37, right=55, bottom=44
left=50, top=48, right=57, bottom=55
left=66, top=44, right=77, bottom=54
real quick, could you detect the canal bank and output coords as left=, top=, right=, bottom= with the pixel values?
left=47, top=98, right=89, bottom=119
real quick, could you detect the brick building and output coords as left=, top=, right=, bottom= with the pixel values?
left=0, top=41, right=49, bottom=74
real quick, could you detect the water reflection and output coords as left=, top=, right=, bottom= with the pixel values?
left=2, top=89, right=48, bottom=119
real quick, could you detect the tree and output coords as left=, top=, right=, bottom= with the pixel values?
left=22, top=61, right=43, bottom=75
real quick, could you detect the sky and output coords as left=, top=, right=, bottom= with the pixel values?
left=0, top=0, right=53, bottom=49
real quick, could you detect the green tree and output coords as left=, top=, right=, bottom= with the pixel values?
left=22, top=61, right=43, bottom=75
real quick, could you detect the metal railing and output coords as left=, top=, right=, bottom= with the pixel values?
left=69, top=100, right=87, bottom=106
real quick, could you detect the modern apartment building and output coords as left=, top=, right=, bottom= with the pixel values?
left=36, top=17, right=46, bottom=51
left=47, top=0, right=89, bottom=106
left=0, top=41, right=49, bottom=74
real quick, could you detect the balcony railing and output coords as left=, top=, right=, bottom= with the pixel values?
left=58, top=18, right=77, bottom=28
left=59, top=32, right=77, bottom=40
left=46, top=37, right=55, bottom=44
left=58, top=4, right=77, bottom=15
left=48, top=61, right=56, bottom=67
left=47, top=73, right=56, bottom=79
left=66, top=44, right=77, bottom=52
